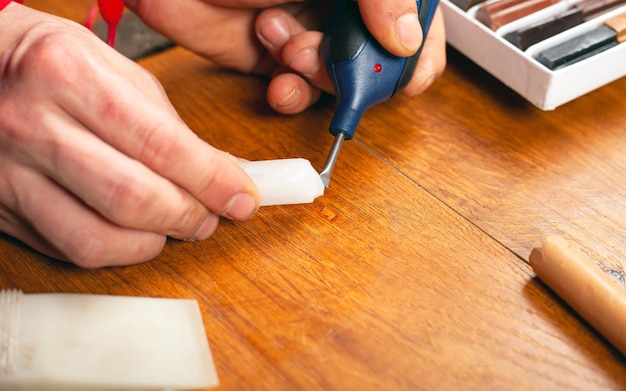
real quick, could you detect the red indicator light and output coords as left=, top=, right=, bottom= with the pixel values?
left=374, top=64, right=382, bottom=73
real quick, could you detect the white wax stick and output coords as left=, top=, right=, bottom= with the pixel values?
left=240, top=158, right=325, bottom=206
left=0, top=290, right=218, bottom=391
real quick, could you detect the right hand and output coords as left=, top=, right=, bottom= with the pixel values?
left=127, top=0, right=446, bottom=115
left=0, top=3, right=259, bottom=268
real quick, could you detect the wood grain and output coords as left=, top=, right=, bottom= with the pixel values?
left=2, top=2, right=625, bottom=390
left=25, top=0, right=95, bottom=22
left=357, top=46, right=626, bottom=274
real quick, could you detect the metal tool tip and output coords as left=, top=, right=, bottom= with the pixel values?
left=320, top=175, right=330, bottom=188
left=319, top=132, right=346, bottom=188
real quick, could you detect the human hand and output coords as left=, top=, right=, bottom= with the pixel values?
left=125, top=0, right=447, bottom=115
left=0, top=4, right=259, bottom=267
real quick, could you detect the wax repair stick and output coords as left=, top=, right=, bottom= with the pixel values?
left=529, top=235, right=626, bottom=356
left=534, top=12, right=626, bottom=69
left=0, top=290, right=218, bottom=390
left=476, top=0, right=560, bottom=31
left=240, top=158, right=325, bottom=206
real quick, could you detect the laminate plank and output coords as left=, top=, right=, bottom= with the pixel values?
left=3, top=1, right=625, bottom=389
left=358, top=47, right=626, bottom=273
left=2, top=45, right=625, bottom=390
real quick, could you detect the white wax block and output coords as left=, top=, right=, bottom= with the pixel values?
left=240, top=158, right=325, bottom=206
left=0, top=290, right=218, bottom=391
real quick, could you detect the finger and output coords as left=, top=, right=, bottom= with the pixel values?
left=0, top=213, right=65, bottom=263
left=0, top=159, right=167, bottom=267
left=70, top=82, right=260, bottom=223
left=255, top=9, right=330, bottom=112
left=5, top=101, right=220, bottom=242
left=277, top=30, right=331, bottom=92
left=266, top=71, right=322, bottom=114
left=255, top=7, right=308, bottom=68
left=126, top=0, right=261, bottom=72
left=358, top=0, right=423, bottom=57
left=0, top=196, right=61, bottom=261
left=402, top=7, right=447, bottom=96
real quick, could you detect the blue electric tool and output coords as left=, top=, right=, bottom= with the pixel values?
left=319, top=0, right=440, bottom=187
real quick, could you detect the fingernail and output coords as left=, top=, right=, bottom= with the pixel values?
left=275, top=84, right=301, bottom=110
left=193, top=214, right=219, bottom=241
left=288, top=47, right=320, bottom=76
left=223, top=193, right=258, bottom=221
left=395, top=13, right=422, bottom=52
left=257, top=15, right=290, bottom=49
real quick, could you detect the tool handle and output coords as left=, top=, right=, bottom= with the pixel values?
left=321, top=0, right=439, bottom=139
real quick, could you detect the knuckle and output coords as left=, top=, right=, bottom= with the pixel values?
left=136, top=123, right=178, bottom=169
left=61, top=227, right=111, bottom=268
left=106, top=174, right=155, bottom=225
left=173, top=206, right=208, bottom=239
left=8, top=23, right=83, bottom=86
left=104, top=171, right=203, bottom=238
left=63, top=226, right=165, bottom=268
left=0, top=23, right=93, bottom=151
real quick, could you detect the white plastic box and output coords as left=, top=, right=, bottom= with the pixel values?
left=440, top=0, right=626, bottom=110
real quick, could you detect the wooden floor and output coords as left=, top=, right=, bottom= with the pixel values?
left=2, top=1, right=625, bottom=389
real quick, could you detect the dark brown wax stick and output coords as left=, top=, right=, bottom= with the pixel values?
left=476, top=0, right=560, bottom=30
left=503, top=0, right=626, bottom=50
left=504, top=8, right=584, bottom=50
